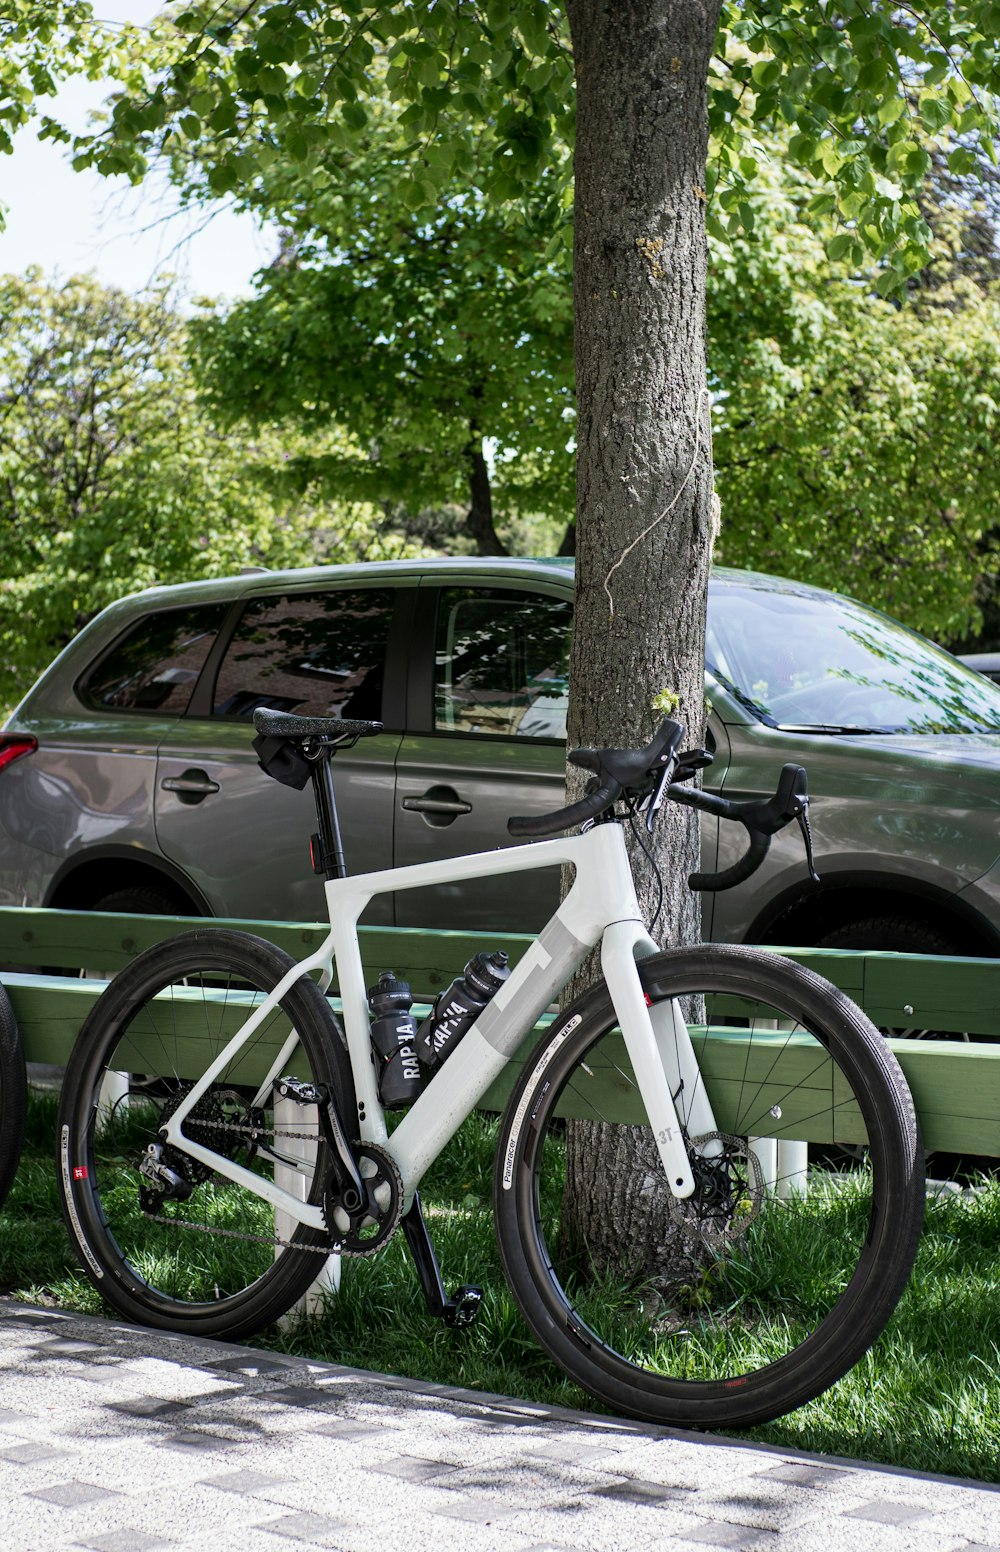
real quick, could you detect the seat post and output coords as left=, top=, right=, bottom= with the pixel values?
left=311, top=755, right=348, bottom=881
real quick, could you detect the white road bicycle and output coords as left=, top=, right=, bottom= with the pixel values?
left=57, top=711, right=923, bottom=1429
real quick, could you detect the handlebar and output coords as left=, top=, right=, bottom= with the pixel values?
left=506, top=720, right=818, bottom=895
left=670, top=763, right=819, bottom=892
left=507, top=778, right=623, bottom=838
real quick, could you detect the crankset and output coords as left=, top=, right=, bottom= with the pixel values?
left=323, top=1143, right=405, bottom=1256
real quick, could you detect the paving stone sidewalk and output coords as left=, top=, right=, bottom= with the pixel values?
left=0, top=1299, right=996, bottom=1552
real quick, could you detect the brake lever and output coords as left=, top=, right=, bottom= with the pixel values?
left=645, top=765, right=672, bottom=832
left=643, top=749, right=681, bottom=833
left=796, top=802, right=820, bottom=883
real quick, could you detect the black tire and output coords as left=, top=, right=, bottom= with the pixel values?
left=0, top=981, right=27, bottom=1211
left=87, top=885, right=192, bottom=917
left=57, top=929, right=355, bottom=1340
left=816, top=915, right=960, bottom=958
left=494, top=943, right=924, bottom=1429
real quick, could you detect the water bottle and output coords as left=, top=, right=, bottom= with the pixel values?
left=368, top=971, right=423, bottom=1108
left=416, top=951, right=511, bottom=1071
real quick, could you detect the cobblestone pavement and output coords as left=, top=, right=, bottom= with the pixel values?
left=0, top=1299, right=997, bottom=1552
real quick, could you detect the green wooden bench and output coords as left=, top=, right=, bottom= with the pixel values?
left=1, top=906, right=999, bottom=1156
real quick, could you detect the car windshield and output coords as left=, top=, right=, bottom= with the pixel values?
left=706, top=579, right=1000, bottom=734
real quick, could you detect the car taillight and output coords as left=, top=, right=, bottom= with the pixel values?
left=0, top=735, right=38, bottom=773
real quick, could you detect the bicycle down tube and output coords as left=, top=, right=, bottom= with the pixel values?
left=158, top=820, right=707, bottom=1226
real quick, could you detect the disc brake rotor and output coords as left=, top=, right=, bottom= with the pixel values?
left=670, top=1131, right=766, bottom=1253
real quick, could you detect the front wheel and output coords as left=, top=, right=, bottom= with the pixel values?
left=494, top=943, right=924, bottom=1429
left=57, top=929, right=355, bottom=1340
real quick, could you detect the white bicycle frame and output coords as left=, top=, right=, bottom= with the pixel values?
left=159, top=820, right=720, bottom=1233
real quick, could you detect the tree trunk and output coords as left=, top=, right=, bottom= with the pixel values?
left=464, top=430, right=508, bottom=555
left=563, top=0, right=721, bottom=1264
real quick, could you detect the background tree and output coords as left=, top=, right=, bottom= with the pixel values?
left=17, top=1, right=1000, bottom=1272
left=709, top=158, right=1000, bottom=643
left=189, top=103, right=575, bottom=557
left=0, top=269, right=407, bottom=710
left=0, top=3, right=107, bottom=177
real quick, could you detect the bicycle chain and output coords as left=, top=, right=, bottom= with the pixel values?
left=144, top=1111, right=392, bottom=1258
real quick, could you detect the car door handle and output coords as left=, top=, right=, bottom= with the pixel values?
left=402, top=795, right=473, bottom=815
left=401, top=786, right=473, bottom=824
left=160, top=769, right=220, bottom=803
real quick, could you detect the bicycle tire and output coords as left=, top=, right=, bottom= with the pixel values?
left=0, top=980, right=27, bottom=1210
left=494, top=942, right=924, bottom=1429
left=57, top=929, right=355, bottom=1340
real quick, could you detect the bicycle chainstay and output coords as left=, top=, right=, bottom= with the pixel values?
left=139, top=1110, right=402, bottom=1258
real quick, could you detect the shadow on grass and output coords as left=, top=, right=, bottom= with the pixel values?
left=6, top=1091, right=998, bottom=1483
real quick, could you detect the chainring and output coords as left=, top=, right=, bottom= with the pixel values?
left=324, top=1143, right=404, bottom=1257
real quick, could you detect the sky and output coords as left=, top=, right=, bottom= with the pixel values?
left=0, top=1, right=273, bottom=301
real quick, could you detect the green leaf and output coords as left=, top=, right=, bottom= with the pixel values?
left=919, top=94, right=953, bottom=132
left=751, top=58, right=782, bottom=90
left=877, top=95, right=906, bottom=127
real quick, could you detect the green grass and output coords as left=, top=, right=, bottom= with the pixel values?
left=7, top=1091, right=1000, bottom=1482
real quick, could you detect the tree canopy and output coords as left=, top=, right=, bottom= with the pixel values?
left=190, top=102, right=575, bottom=555
left=26, top=1, right=997, bottom=293
left=709, top=156, right=1000, bottom=642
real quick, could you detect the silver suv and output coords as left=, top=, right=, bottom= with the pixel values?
left=3, top=555, right=1000, bottom=956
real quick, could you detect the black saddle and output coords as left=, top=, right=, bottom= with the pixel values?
left=252, top=709, right=383, bottom=789
left=252, top=709, right=383, bottom=742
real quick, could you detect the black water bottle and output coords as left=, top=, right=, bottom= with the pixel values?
left=416, top=951, right=511, bottom=1071
left=368, top=971, right=423, bottom=1108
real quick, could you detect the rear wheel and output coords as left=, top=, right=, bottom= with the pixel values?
left=494, top=944, right=924, bottom=1429
left=57, top=929, right=354, bottom=1339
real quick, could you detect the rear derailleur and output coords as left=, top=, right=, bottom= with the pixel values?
left=138, top=1084, right=264, bottom=1212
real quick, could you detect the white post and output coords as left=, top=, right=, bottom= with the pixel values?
left=748, top=1136, right=778, bottom=1192
left=756, top=1019, right=809, bottom=1198
left=273, top=1094, right=341, bottom=1319
left=776, top=1139, right=809, bottom=1199
left=97, top=1071, right=130, bottom=1132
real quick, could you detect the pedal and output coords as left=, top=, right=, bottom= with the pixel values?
left=275, top=1076, right=330, bottom=1106
left=442, top=1285, right=483, bottom=1328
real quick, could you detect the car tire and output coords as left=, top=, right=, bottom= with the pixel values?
left=69, top=886, right=195, bottom=983
left=816, top=914, right=991, bottom=1181
left=815, top=915, right=962, bottom=957
left=87, top=885, right=193, bottom=918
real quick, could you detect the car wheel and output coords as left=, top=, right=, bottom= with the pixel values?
left=815, top=915, right=962, bottom=958
left=74, top=886, right=195, bottom=981
left=87, top=885, right=192, bottom=919
left=816, top=914, right=991, bottom=1182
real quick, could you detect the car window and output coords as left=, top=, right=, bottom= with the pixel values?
left=212, top=588, right=393, bottom=721
left=707, top=579, right=1000, bottom=734
left=434, top=588, right=571, bottom=740
left=79, top=604, right=228, bottom=715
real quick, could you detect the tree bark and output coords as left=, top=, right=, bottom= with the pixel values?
left=563, top=0, right=721, bottom=1264
left=464, top=429, right=508, bottom=555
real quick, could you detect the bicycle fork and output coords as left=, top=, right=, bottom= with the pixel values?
left=602, top=922, right=721, bottom=1197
